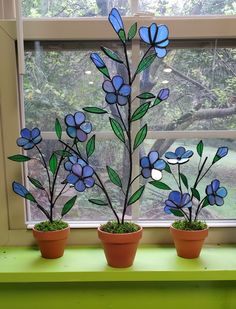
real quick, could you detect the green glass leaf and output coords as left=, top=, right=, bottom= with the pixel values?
left=49, top=153, right=57, bottom=175
left=191, top=187, right=201, bottom=201
left=54, top=150, right=71, bottom=157
left=131, top=102, right=150, bottom=122
left=118, top=29, right=126, bottom=43
left=109, top=118, right=125, bottom=143
left=197, top=140, right=204, bottom=157
left=86, top=135, right=95, bottom=158
left=83, top=107, right=108, bottom=114
left=106, top=166, right=122, bottom=188
left=61, top=195, right=77, bottom=217
left=89, top=199, right=108, bottom=206
left=28, top=176, right=44, bottom=190
left=8, top=154, right=31, bottom=162
left=99, top=66, right=110, bottom=79
left=25, top=193, right=36, bottom=203
left=135, top=53, right=156, bottom=75
left=133, top=124, right=147, bottom=151
left=101, top=46, right=123, bottom=64
left=128, top=185, right=145, bottom=205
left=55, top=118, right=62, bottom=140
left=128, top=22, right=137, bottom=40
left=152, top=97, right=162, bottom=107
left=137, top=92, right=155, bottom=100
left=180, top=173, right=189, bottom=190
left=164, top=163, right=171, bottom=174
left=202, top=197, right=210, bottom=208
left=149, top=181, right=171, bottom=190
left=170, top=209, right=185, bottom=217
left=212, top=155, right=221, bottom=164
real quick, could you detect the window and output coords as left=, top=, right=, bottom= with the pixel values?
left=0, top=0, right=236, bottom=245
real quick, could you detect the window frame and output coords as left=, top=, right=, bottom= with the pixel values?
left=0, top=12, right=236, bottom=245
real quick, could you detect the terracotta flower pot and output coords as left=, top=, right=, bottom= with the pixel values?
left=98, top=225, right=143, bottom=268
left=33, top=226, right=70, bottom=259
left=170, top=225, right=209, bottom=259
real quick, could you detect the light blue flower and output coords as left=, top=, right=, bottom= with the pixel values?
left=65, top=112, right=92, bottom=142
left=164, top=191, right=192, bottom=214
left=17, top=128, right=42, bottom=150
left=165, top=146, right=193, bottom=165
left=140, top=151, right=166, bottom=180
left=206, top=179, right=227, bottom=206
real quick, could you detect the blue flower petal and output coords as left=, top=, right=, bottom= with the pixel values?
left=75, top=180, right=86, bottom=192
left=165, top=151, right=177, bottom=159
left=69, top=155, right=79, bottom=164
left=74, top=112, right=85, bottom=125
left=208, top=194, right=215, bottom=205
left=157, top=39, right=169, bottom=47
left=153, top=159, right=166, bottom=170
left=17, top=137, right=28, bottom=147
left=84, top=177, right=95, bottom=188
left=117, top=95, right=128, bottom=106
left=23, top=142, right=35, bottom=150
left=181, top=193, right=191, bottom=207
left=103, top=80, right=115, bottom=93
left=90, top=53, right=105, bottom=68
left=141, top=168, right=151, bottom=178
left=139, top=26, right=151, bottom=44
left=76, top=129, right=87, bottom=142
left=212, top=179, right=220, bottom=192
left=156, top=25, right=169, bottom=43
left=158, top=88, right=169, bottom=100
left=150, top=23, right=158, bottom=42
left=65, top=114, right=75, bottom=126
left=66, top=127, right=77, bottom=138
left=182, top=150, right=193, bottom=159
left=164, top=205, right=173, bottom=214
left=140, top=157, right=150, bottom=168
left=148, top=151, right=159, bottom=164
left=72, top=164, right=83, bottom=177
left=216, top=187, right=227, bottom=198
left=80, top=122, right=92, bottom=134
left=12, top=181, right=29, bottom=197
left=215, top=196, right=224, bottom=206
left=216, top=146, right=228, bottom=158
left=31, top=128, right=41, bottom=139
left=64, top=161, right=73, bottom=171
left=67, top=173, right=79, bottom=185
left=106, top=93, right=117, bottom=104
left=83, top=165, right=94, bottom=177
left=32, top=135, right=42, bottom=145
left=165, top=200, right=177, bottom=208
left=21, top=128, right=31, bottom=139
left=154, top=47, right=167, bottom=58
left=169, top=191, right=182, bottom=206
left=119, top=84, right=131, bottom=96
left=112, top=76, right=123, bottom=91
left=108, top=8, right=124, bottom=33
left=184, top=201, right=192, bottom=208
left=206, top=184, right=213, bottom=195
left=175, top=147, right=186, bottom=157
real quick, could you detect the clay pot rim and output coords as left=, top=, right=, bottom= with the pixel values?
left=98, top=224, right=143, bottom=236
left=170, top=224, right=209, bottom=233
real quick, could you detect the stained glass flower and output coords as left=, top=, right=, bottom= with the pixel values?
left=90, top=53, right=105, bottom=69
left=139, top=23, right=169, bottom=58
left=65, top=112, right=92, bottom=142
left=206, top=179, right=227, bottom=206
left=108, top=8, right=124, bottom=35
left=64, top=155, right=86, bottom=172
left=12, top=181, right=30, bottom=198
left=165, top=147, right=193, bottom=165
left=102, top=75, right=131, bottom=106
left=216, top=147, right=228, bottom=158
left=164, top=191, right=192, bottom=214
left=157, top=88, right=170, bottom=101
left=140, top=151, right=166, bottom=180
left=66, top=160, right=95, bottom=192
left=16, top=128, right=42, bottom=150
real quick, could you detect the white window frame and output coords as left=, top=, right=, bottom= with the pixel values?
left=0, top=1, right=236, bottom=245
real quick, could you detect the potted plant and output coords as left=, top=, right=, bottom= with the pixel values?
left=52, top=8, right=170, bottom=267
left=8, top=123, right=77, bottom=259
left=149, top=141, right=228, bottom=258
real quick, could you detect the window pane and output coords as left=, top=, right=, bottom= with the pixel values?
left=139, top=0, right=236, bottom=16
left=139, top=138, right=236, bottom=221
left=140, top=40, right=236, bottom=131
left=22, top=0, right=131, bottom=17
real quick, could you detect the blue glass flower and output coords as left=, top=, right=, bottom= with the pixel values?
left=108, top=8, right=124, bottom=34
left=140, top=151, right=166, bottom=180
left=64, top=155, right=86, bottom=172
left=157, top=88, right=170, bottom=101
left=66, top=160, right=95, bottom=192
left=165, top=146, right=193, bottom=165
left=164, top=191, right=192, bottom=214
left=90, top=53, right=105, bottom=69
left=102, top=75, right=131, bottom=106
left=206, top=179, right=227, bottom=206
left=16, top=128, right=42, bottom=150
left=12, top=181, right=30, bottom=198
left=139, top=23, right=169, bottom=58
left=216, top=147, right=228, bottom=158
left=65, top=112, right=92, bottom=142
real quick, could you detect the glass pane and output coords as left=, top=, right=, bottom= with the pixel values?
left=138, top=0, right=236, bottom=16
left=22, top=0, right=131, bottom=17
left=24, top=41, right=131, bottom=132
left=139, top=138, right=236, bottom=221
left=140, top=41, right=236, bottom=131
left=26, top=138, right=127, bottom=222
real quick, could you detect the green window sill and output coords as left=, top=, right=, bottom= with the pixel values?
left=0, top=245, right=236, bottom=283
